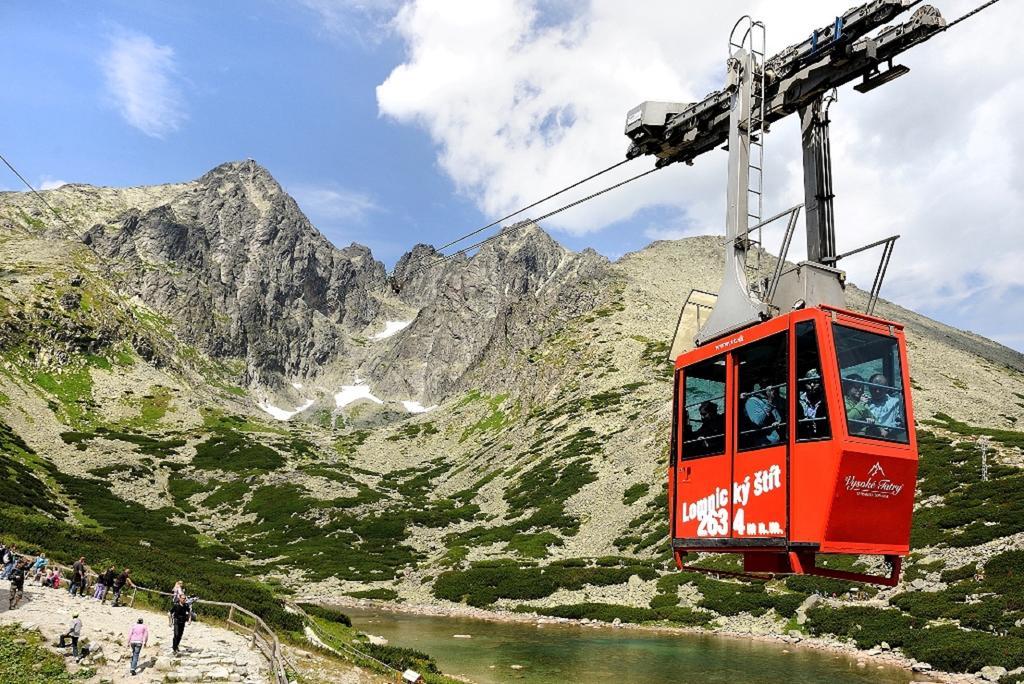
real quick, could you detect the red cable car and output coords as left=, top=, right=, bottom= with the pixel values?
left=620, top=7, right=959, bottom=584
left=669, top=306, right=916, bottom=585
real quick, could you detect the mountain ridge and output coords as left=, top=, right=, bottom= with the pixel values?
left=2, top=160, right=1024, bottom=678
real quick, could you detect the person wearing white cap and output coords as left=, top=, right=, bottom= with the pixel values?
left=58, top=612, right=83, bottom=659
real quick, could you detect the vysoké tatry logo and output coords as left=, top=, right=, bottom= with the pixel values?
left=844, top=461, right=904, bottom=499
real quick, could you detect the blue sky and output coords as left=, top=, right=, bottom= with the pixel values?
left=3, top=1, right=1023, bottom=351
left=0, top=0, right=653, bottom=263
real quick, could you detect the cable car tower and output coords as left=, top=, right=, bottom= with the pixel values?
left=626, top=0, right=998, bottom=585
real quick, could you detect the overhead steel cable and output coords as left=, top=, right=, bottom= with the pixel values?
left=943, top=0, right=1002, bottom=31
left=0, top=151, right=79, bottom=239
left=435, top=157, right=635, bottom=253
left=407, top=164, right=663, bottom=277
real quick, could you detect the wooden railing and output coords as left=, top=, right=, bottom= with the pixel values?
left=285, top=601, right=405, bottom=682
left=133, top=586, right=290, bottom=684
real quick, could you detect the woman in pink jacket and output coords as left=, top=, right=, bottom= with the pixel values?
left=128, top=617, right=149, bottom=676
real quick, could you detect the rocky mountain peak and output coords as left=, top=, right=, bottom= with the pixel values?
left=80, top=160, right=387, bottom=386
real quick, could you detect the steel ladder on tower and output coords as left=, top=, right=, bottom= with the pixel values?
left=729, top=18, right=768, bottom=294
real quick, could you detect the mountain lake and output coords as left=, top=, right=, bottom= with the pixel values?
left=343, top=605, right=925, bottom=683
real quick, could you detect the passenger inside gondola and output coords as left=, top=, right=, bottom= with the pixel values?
left=689, top=400, right=725, bottom=456
left=842, top=373, right=876, bottom=436
left=682, top=356, right=726, bottom=458
left=834, top=324, right=908, bottom=442
left=743, top=383, right=784, bottom=446
left=737, top=333, right=788, bottom=449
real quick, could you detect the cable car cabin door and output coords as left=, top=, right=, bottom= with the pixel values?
left=731, top=330, right=789, bottom=542
left=675, top=353, right=732, bottom=542
left=673, top=321, right=791, bottom=548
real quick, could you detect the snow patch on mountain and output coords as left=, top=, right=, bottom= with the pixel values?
left=257, top=398, right=314, bottom=420
left=335, top=382, right=384, bottom=408
left=402, top=400, right=437, bottom=414
left=371, top=320, right=412, bottom=340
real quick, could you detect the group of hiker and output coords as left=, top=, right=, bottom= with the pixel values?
left=1, top=542, right=196, bottom=676
left=0, top=544, right=137, bottom=609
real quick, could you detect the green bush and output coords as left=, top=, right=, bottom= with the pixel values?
left=0, top=421, right=66, bottom=517
left=0, top=625, right=83, bottom=683
left=540, top=603, right=653, bottom=624
left=653, top=606, right=709, bottom=626
left=649, top=592, right=681, bottom=609
left=890, top=591, right=959, bottom=621
left=433, top=564, right=657, bottom=607
left=193, top=428, right=284, bottom=473
left=940, top=563, right=977, bottom=584
left=361, top=642, right=439, bottom=674
left=533, top=602, right=709, bottom=627
left=299, top=603, right=352, bottom=627
left=805, top=606, right=922, bottom=649
left=783, top=575, right=852, bottom=596
left=622, top=483, right=650, bottom=506
left=904, top=625, right=1024, bottom=673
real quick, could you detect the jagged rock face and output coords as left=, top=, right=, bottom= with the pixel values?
left=82, top=161, right=387, bottom=384
left=371, top=222, right=611, bottom=401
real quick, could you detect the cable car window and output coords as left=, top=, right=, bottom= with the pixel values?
left=795, top=321, right=830, bottom=441
left=833, top=324, right=909, bottom=444
left=682, top=356, right=726, bottom=459
left=737, top=333, right=788, bottom=451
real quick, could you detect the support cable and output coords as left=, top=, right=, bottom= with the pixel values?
left=0, top=151, right=78, bottom=238
left=943, top=0, right=1002, bottom=31
left=408, top=164, right=662, bottom=277
left=436, top=158, right=635, bottom=252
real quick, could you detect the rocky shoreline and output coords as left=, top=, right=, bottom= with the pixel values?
left=310, top=595, right=998, bottom=684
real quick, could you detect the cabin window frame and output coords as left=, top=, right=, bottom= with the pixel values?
left=679, top=354, right=728, bottom=461
left=832, top=323, right=910, bottom=445
left=735, top=332, right=789, bottom=452
left=794, top=320, right=832, bottom=443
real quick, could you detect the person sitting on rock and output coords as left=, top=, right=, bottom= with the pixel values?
left=1, top=544, right=17, bottom=579
left=29, top=552, right=47, bottom=582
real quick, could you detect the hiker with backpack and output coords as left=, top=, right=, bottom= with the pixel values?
left=1, top=544, right=17, bottom=579
left=7, top=560, right=27, bottom=609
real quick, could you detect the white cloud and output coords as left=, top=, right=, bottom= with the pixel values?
left=378, top=0, right=1024, bottom=346
left=39, top=177, right=68, bottom=190
left=297, top=0, right=401, bottom=42
left=100, top=30, right=186, bottom=138
left=291, top=184, right=378, bottom=223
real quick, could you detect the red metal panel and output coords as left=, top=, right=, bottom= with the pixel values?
left=822, top=449, right=917, bottom=553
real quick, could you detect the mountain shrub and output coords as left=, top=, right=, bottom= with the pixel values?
left=299, top=603, right=352, bottom=626
left=903, top=625, right=1024, bottom=673
left=432, top=564, right=658, bottom=607
left=805, top=606, right=922, bottom=649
